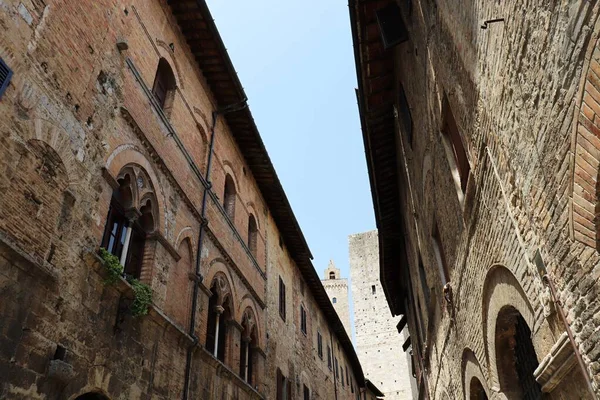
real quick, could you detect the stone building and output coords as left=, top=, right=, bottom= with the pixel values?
left=322, top=260, right=353, bottom=336
left=350, top=230, right=416, bottom=399
left=351, top=0, right=600, bottom=399
left=0, top=1, right=367, bottom=399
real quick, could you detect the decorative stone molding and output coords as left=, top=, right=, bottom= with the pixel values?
left=533, top=332, right=577, bottom=393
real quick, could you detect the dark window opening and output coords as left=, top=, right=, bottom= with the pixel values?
left=329, top=271, right=336, bottom=279
left=223, top=174, right=236, bottom=220
left=248, top=214, right=258, bottom=257
left=151, top=58, right=176, bottom=114
left=371, top=285, right=376, bottom=294
left=327, top=345, right=332, bottom=370
left=279, top=277, right=286, bottom=321
left=303, top=385, right=310, bottom=400
left=317, top=332, right=323, bottom=359
left=332, top=297, right=337, bottom=304
left=0, top=57, right=13, bottom=100
left=442, top=98, right=470, bottom=192
left=300, top=305, right=307, bottom=334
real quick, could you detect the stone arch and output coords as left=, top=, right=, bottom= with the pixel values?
left=570, top=14, right=600, bottom=249
left=156, top=39, right=184, bottom=90
left=105, top=144, right=166, bottom=234
left=204, top=259, right=238, bottom=306
left=482, top=264, right=535, bottom=392
left=238, top=295, right=262, bottom=347
left=462, top=348, right=490, bottom=400
left=21, top=118, right=82, bottom=184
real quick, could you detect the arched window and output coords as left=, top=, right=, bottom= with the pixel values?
left=240, top=309, right=258, bottom=385
left=248, top=214, right=258, bottom=256
left=101, top=165, right=157, bottom=279
left=206, top=276, right=231, bottom=363
left=152, top=58, right=176, bottom=114
left=332, top=297, right=337, bottom=304
left=469, top=377, right=488, bottom=400
left=329, top=271, right=336, bottom=279
left=223, top=174, right=236, bottom=220
left=75, top=393, right=110, bottom=400
left=495, top=306, right=541, bottom=399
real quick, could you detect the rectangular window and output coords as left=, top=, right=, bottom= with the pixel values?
left=300, top=305, right=307, bottom=334
left=317, top=332, right=323, bottom=359
left=277, top=368, right=292, bottom=400
left=335, top=357, right=339, bottom=380
left=432, top=222, right=449, bottom=285
left=303, top=385, right=310, bottom=400
left=371, top=285, right=376, bottom=294
left=341, top=365, right=345, bottom=386
left=397, top=83, right=412, bottom=144
left=442, top=98, right=470, bottom=192
left=327, top=345, right=332, bottom=370
left=279, top=277, right=286, bottom=321
left=0, top=57, right=13, bottom=100
left=345, top=365, right=349, bottom=384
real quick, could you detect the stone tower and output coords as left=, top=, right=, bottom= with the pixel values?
left=322, top=260, right=352, bottom=336
left=350, top=230, right=416, bottom=400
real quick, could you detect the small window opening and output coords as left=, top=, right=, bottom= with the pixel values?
left=151, top=58, right=176, bottom=115
left=53, top=345, right=66, bottom=361
left=248, top=214, right=258, bottom=257
left=329, top=271, right=336, bottom=279
left=332, top=297, right=337, bottom=304
left=371, top=285, right=376, bottom=294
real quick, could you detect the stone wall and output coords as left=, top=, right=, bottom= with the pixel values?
left=0, top=1, right=365, bottom=399
left=359, top=0, right=600, bottom=398
left=350, top=230, right=416, bottom=400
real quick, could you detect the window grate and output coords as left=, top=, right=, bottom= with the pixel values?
left=0, top=58, right=13, bottom=99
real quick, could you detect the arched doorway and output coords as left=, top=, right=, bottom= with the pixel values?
left=495, top=305, right=541, bottom=399
left=469, top=377, right=488, bottom=400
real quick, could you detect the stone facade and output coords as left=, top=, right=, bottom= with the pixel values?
left=350, top=230, right=416, bottom=399
left=322, top=260, right=353, bottom=337
left=352, top=0, right=600, bottom=399
left=0, top=1, right=366, bottom=399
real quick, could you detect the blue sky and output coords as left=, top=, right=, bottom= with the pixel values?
left=206, top=0, right=375, bottom=337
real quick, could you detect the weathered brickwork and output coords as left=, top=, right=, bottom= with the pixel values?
left=352, top=0, right=600, bottom=398
left=322, top=260, right=353, bottom=337
left=349, top=230, right=416, bottom=400
left=0, top=1, right=365, bottom=399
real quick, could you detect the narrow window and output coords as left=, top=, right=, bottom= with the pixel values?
left=335, top=357, right=339, bottom=380
left=279, top=277, right=286, bottom=321
left=442, top=98, right=470, bottom=192
left=332, top=297, right=337, bottom=304
left=303, top=385, right=310, bottom=400
left=327, top=345, right=332, bottom=370
left=432, top=221, right=449, bottom=285
left=341, top=365, right=345, bottom=386
left=0, top=57, right=13, bottom=100
left=329, top=271, right=336, bottom=279
left=397, top=83, right=412, bottom=144
left=345, top=365, right=349, bottom=385
left=151, top=58, right=176, bottom=114
left=418, top=256, right=430, bottom=307
left=248, top=214, right=258, bottom=257
left=371, top=285, right=376, bottom=294
left=317, top=332, right=323, bottom=359
left=223, top=174, right=236, bottom=220
left=300, top=305, right=307, bottom=334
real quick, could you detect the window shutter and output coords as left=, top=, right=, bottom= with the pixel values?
left=277, top=368, right=283, bottom=400
left=0, top=58, right=13, bottom=100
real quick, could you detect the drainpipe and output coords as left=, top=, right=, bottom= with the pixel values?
left=542, top=274, right=597, bottom=399
left=182, top=99, right=248, bottom=400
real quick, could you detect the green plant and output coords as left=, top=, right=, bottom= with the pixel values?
left=127, top=277, right=153, bottom=317
left=99, top=248, right=124, bottom=285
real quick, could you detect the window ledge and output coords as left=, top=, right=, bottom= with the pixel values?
left=198, top=346, right=265, bottom=399
left=87, top=250, right=194, bottom=344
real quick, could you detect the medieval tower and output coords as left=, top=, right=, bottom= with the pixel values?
left=350, top=230, right=416, bottom=400
left=322, top=260, right=352, bottom=336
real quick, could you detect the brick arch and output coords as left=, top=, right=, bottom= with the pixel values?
left=105, top=144, right=166, bottom=234
left=156, top=39, right=184, bottom=90
left=21, top=118, right=82, bottom=185
left=174, top=226, right=197, bottom=262
left=222, top=160, right=240, bottom=190
left=571, top=15, right=600, bottom=249
left=481, top=264, right=535, bottom=392
left=462, top=348, right=491, bottom=400
left=246, top=201, right=261, bottom=231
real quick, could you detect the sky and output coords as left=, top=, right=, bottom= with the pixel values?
left=206, top=0, right=375, bottom=338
